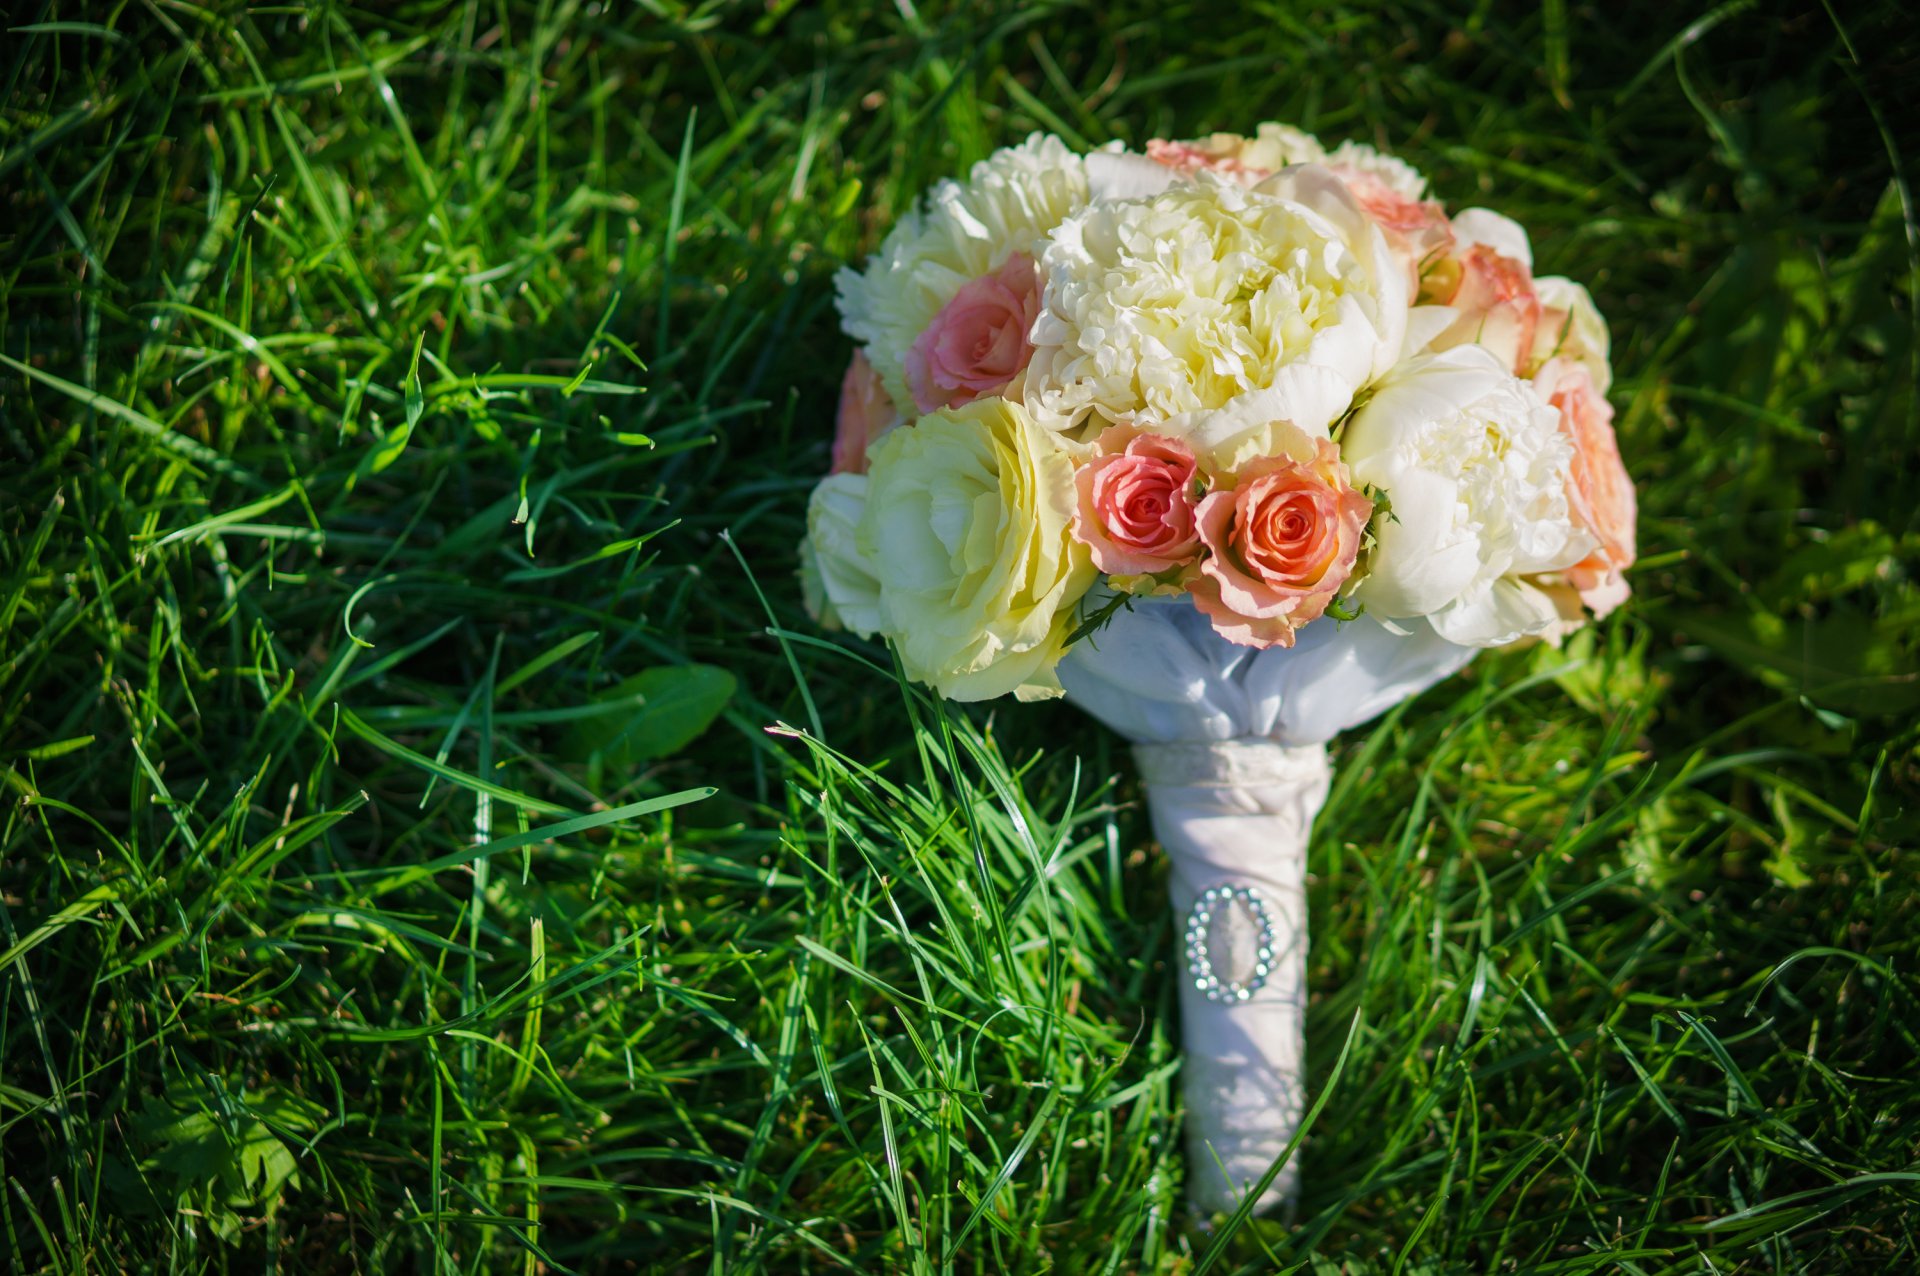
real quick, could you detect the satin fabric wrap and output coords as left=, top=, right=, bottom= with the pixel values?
left=1058, top=598, right=1474, bottom=1215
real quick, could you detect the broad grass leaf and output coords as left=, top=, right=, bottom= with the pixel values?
left=133, top=1086, right=325, bottom=1241
left=1676, top=608, right=1920, bottom=716
left=560, top=664, right=736, bottom=766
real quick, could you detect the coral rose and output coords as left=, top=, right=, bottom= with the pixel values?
left=1071, top=426, right=1202, bottom=576
left=830, top=349, right=899, bottom=475
left=904, top=253, right=1042, bottom=414
left=1187, top=435, right=1371, bottom=649
left=1536, top=358, right=1635, bottom=617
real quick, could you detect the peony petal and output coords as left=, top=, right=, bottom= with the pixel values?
left=1085, top=149, right=1182, bottom=201
left=1429, top=576, right=1563, bottom=647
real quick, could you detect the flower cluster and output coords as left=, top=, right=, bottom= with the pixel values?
left=803, top=125, right=1637, bottom=701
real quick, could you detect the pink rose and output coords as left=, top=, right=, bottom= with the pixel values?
left=1538, top=359, right=1635, bottom=617
left=1072, top=426, right=1202, bottom=575
left=1424, top=242, right=1542, bottom=373
left=1332, top=167, right=1454, bottom=289
left=830, top=349, right=899, bottom=476
left=1187, top=439, right=1372, bottom=649
left=904, top=253, right=1041, bottom=414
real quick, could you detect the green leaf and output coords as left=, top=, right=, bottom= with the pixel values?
left=402, top=330, right=425, bottom=429
left=558, top=664, right=736, bottom=766
left=133, top=1084, right=325, bottom=1234
left=1676, top=608, right=1920, bottom=716
left=370, top=331, right=425, bottom=474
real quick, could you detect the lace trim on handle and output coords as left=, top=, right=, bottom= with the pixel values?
left=1132, top=738, right=1328, bottom=789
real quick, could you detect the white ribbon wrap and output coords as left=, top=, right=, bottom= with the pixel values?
left=1058, top=598, right=1475, bottom=1215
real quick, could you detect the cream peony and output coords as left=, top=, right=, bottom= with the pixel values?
left=1129, top=129, right=1449, bottom=323
left=1342, top=345, right=1596, bottom=647
left=803, top=473, right=884, bottom=636
left=857, top=397, right=1095, bottom=701
left=1024, top=167, right=1407, bottom=458
left=834, top=134, right=1088, bottom=410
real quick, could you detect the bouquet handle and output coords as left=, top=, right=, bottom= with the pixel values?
left=1134, top=738, right=1331, bottom=1217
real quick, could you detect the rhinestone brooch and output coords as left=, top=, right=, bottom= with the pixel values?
left=1183, top=883, right=1278, bottom=1004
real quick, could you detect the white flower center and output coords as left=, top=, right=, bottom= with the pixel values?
left=1026, top=180, right=1376, bottom=436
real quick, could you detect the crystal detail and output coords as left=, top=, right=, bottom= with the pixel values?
left=1181, top=883, right=1279, bottom=1005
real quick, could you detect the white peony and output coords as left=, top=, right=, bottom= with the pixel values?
left=857, top=397, right=1095, bottom=701
left=803, top=473, right=883, bottom=636
left=834, top=134, right=1088, bottom=411
left=1024, top=167, right=1407, bottom=464
left=1342, top=345, right=1596, bottom=647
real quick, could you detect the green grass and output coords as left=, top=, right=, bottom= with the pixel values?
left=2, top=0, right=1916, bottom=1271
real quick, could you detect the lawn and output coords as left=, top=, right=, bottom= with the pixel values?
left=2, top=0, right=1916, bottom=1271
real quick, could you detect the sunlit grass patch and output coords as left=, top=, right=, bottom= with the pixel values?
left=2, top=1, right=1915, bottom=1271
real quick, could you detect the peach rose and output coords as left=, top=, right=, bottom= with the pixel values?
left=1537, top=358, right=1635, bottom=617
left=1424, top=242, right=1542, bottom=373
left=1145, top=138, right=1273, bottom=183
left=830, top=349, right=900, bottom=476
left=904, top=253, right=1041, bottom=414
left=1332, top=167, right=1453, bottom=289
left=1142, top=123, right=1326, bottom=186
left=1071, top=426, right=1202, bottom=576
left=1527, top=276, right=1612, bottom=393
left=1187, top=437, right=1372, bottom=648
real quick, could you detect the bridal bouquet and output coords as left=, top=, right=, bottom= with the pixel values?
left=799, top=123, right=1636, bottom=1215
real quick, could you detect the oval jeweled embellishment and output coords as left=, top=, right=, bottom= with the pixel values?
left=1183, top=884, right=1278, bottom=1004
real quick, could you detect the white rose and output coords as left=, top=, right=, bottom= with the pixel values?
left=1342, top=345, right=1596, bottom=647
left=803, top=473, right=883, bottom=636
left=858, top=397, right=1095, bottom=701
left=1025, top=167, right=1407, bottom=467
